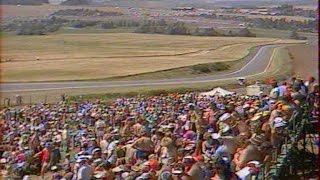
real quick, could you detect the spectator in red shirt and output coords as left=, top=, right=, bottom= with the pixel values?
left=34, top=143, right=51, bottom=180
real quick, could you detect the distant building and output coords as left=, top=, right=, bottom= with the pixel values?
left=239, top=23, right=246, bottom=27
left=235, top=9, right=250, bottom=14
left=172, top=7, right=195, bottom=11
left=249, top=8, right=271, bottom=15
left=249, top=11, right=260, bottom=15
left=48, top=0, right=67, bottom=4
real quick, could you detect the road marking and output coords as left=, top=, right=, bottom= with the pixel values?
left=264, top=48, right=277, bottom=72
left=221, top=45, right=276, bottom=76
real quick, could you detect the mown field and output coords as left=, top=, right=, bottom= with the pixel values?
left=1, top=32, right=304, bottom=82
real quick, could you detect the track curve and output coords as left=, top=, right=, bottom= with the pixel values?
left=0, top=44, right=282, bottom=93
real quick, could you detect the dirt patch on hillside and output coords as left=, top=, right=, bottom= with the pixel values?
left=287, top=44, right=319, bottom=81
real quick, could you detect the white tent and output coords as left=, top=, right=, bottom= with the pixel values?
left=200, top=87, right=234, bottom=96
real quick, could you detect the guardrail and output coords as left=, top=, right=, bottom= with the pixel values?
left=1, top=94, right=67, bottom=108
left=255, top=105, right=312, bottom=180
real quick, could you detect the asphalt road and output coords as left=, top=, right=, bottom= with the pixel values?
left=0, top=44, right=280, bottom=93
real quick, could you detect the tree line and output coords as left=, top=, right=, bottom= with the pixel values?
left=2, top=18, right=256, bottom=37
left=134, top=20, right=256, bottom=37
left=2, top=17, right=140, bottom=35
left=249, top=18, right=317, bottom=32
left=2, top=17, right=66, bottom=35
left=52, top=9, right=123, bottom=17
left=272, top=4, right=316, bottom=18
left=211, top=15, right=317, bottom=32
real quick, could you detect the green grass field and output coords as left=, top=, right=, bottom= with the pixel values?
left=249, top=28, right=318, bottom=39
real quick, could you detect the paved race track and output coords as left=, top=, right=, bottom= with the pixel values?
left=0, top=44, right=282, bottom=93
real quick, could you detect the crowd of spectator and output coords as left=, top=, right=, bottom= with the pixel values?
left=0, top=76, right=318, bottom=180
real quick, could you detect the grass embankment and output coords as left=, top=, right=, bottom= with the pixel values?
left=70, top=47, right=292, bottom=101
left=66, top=46, right=292, bottom=102
left=250, top=28, right=318, bottom=39
left=66, top=47, right=292, bottom=101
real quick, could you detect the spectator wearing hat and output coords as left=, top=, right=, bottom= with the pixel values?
left=29, top=130, right=41, bottom=152
left=248, top=113, right=263, bottom=134
left=62, top=164, right=74, bottom=180
left=213, top=140, right=230, bottom=161
left=159, top=133, right=177, bottom=165
left=304, top=76, right=315, bottom=89
left=217, top=135, right=240, bottom=160
left=231, top=137, right=248, bottom=171
left=188, top=106, right=203, bottom=138
left=158, top=170, right=173, bottom=180
left=260, top=112, right=272, bottom=139
left=258, top=142, right=273, bottom=170
left=132, top=118, right=144, bottom=137
left=100, top=161, right=115, bottom=180
left=89, top=139, right=100, bottom=154
left=271, top=116, right=287, bottom=150
left=306, top=79, right=318, bottom=106
left=187, top=155, right=206, bottom=180
left=211, top=156, right=238, bottom=180
left=234, top=115, right=251, bottom=140
left=202, top=133, right=216, bottom=159
left=100, top=134, right=112, bottom=154
left=91, top=147, right=101, bottom=157
left=76, top=156, right=92, bottom=180
left=34, top=142, right=51, bottom=180
left=95, top=118, right=106, bottom=144
left=172, top=163, right=191, bottom=180
left=237, top=133, right=266, bottom=169
left=120, top=119, right=135, bottom=138
left=278, top=82, right=288, bottom=97
left=131, top=133, right=154, bottom=159
left=49, top=142, right=61, bottom=167
left=157, top=157, right=175, bottom=179
left=61, top=124, right=70, bottom=153
left=50, top=166, right=62, bottom=180
left=298, top=78, right=308, bottom=95
left=104, top=139, right=119, bottom=165
left=269, top=81, right=280, bottom=99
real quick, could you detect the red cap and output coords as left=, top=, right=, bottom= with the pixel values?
left=192, top=155, right=204, bottom=162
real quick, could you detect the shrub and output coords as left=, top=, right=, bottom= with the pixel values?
left=191, top=62, right=230, bottom=74
left=210, top=62, right=230, bottom=71
left=238, top=28, right=256, bottom=37
left=192, top=64, right=212, bottom=73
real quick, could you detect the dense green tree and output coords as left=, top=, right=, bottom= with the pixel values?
left=238, top=28, right=255, bottom=37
